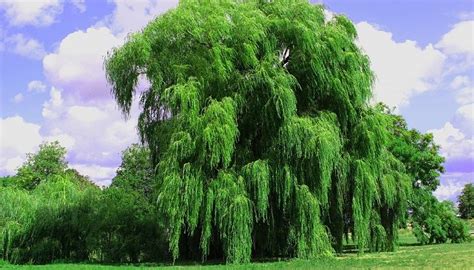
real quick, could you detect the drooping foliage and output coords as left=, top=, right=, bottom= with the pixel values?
left=0, top=142, right=168, bottom=264
left=0, top=173, right=100, bottom=264
left=104, top=0, right=418, bottom=263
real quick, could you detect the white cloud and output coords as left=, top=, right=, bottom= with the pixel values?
left=449, top=76, right=473, bottom=105
left=71, top=0, right=85, bottom=13
left=429, top=122, right=474, bottom=160
left=0, top=0, right=178, bottom=183
left=12, top=93, right=23, bottom=103
left=38, top=88, right=140, bottom=183
left=356, top=22, right=446, bottom=108
left=45, top=128, right=76, bottom=150
left=450, top=75, right=470, bottom=89
left=0, top=115, right=76, bottom=176
left=43, top=27, right=122, bottom=101
left=435, top=172, right=474, bottom=202
left=42, top=0, right=179, bottom=102
left=3, top=157, right=24, bottom=176
left=6, top=34, right=46, bottom=60
left=455, top=86, right=474, bottom=105
left=105, top=0, right=179, bottom=35
left=0, top=116, right=43, bottom=175
left=70, top=164, right=115, bottom=186
left=28, top=80, right=47, bottom=93
left=436, top=20, right=474, bottom=55
left=452, top=103, right=474, bottom=135
left=0, top=88, right=139, bottom=183
left=67, top=105, right=108, bottom=123
left=42, top=87, right=64, bottom=119
left=0, top=0, right=62, bottom=26
left=434, top=181, right=464, bottom=202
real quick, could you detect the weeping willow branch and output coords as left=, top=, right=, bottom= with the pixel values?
left=104, top=0, right=415, bottom=264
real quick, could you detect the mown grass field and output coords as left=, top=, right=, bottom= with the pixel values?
left=1, top=232, right=473, bottom=269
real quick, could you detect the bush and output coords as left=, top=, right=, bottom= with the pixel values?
left=412, top=197, right=470, bottom=244
left=4, top=174, right=100, bottom=264
left=90, top=187, right=168, bottom=263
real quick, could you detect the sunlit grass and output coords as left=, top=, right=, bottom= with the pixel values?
left=2, top=232, right=473, bottom=269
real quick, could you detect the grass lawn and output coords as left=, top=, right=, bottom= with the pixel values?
left=1, top=233, right=473, bottom=269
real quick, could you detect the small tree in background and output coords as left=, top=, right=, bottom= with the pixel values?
left=458, top=183, right=474, bottom=219
left=15, top=141, right=68, bottom=190
left=110, top=144, right=155, bottom=199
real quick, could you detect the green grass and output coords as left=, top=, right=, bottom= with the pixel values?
left=2, top=234, right=473, bottom=269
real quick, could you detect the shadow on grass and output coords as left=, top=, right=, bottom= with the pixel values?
left=398, top=242, right=423, bottom=247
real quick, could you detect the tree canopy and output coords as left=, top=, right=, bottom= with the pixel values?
left=105, top=0, right=414, bottom=263
left=110, top=144, right=155, bottom=199
left=15, top=141, right=68, bottom=190
left=459, top=183, right=474, bottom=219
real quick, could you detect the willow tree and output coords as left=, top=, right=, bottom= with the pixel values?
left=105, top=0, right=411, bottom=263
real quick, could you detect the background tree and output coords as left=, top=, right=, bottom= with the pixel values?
left=458, top=183, right=474, bottom=219
left=0, top=176, right=16, bottom=187
left=0, top=142, right=167, bottom=264
left=95, top=143, right=167, bottom=263
left=105, top=0, right=413, bottom=263
left=92, top=187, right=167, bottom=263
left=411, top=196, right=469, bottom=244
left=385, top=111, right=445, bottom=192
left=15, top=141, right=68, bottom=190
left=378, top=104, right=470, bottom=244
left=110, top=144, right=155, bottom=199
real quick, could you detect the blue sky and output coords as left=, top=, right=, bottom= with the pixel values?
left=0, top=0, right=473, bottom=201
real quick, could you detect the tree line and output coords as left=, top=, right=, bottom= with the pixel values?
left=0, top=142, right=168, bottom=264
left=1, top=0, right=471, bottom=265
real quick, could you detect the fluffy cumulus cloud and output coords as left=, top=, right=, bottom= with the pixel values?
left=37, top=0, right=179, bottom=183
left=436, top=20, right=474, bottom=56
left=356, top=22, right=446, bottom=109
left=429, top=21, right=473, bottom=200
left=437, top=20, right=474, bottom=75
left=39, top=87, right=140, bottom=185
left=0, top=0, right=180, bottom=184
left=452, top=103, right=473, bottom=135
left=434, top=172, right=474, bottom=202
left=448, top=75, right=473, bottom=106
left=43, top=27, right=122, bottom=101
left=0, top=0, right=62, bottom=26
left=430, top=109, right=473, bottom=204
left=69, top=164, right=116, bottom=187
left=42, top=87, right=64, bottom=119
left=0, top=116, right=43, bottom=175
left=42, top=0, right=180, bottom=102
left=0, top=87, right=139, bottom=184
left=5, top=34, right=46, bottom=60
left=429, top=122, right=473, bottom=161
